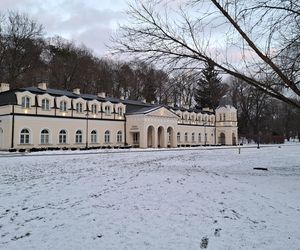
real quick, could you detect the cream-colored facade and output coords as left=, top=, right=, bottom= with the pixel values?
left=0, top=83, right=238, bottom=150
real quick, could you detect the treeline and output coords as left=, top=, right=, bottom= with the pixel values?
left=230, top=77, right=300, bottom=142
left=0, top=11, right=299, bottom=141
left=0, top=12, right=176, bottom=103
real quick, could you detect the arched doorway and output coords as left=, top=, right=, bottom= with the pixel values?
left=232, top=133, right=237, bottom=145
left=147, top=126, right=155, bottom=147
left=0, top=128, right=3, bottom=149
left=167, top=127, right=175, bottom=147
left=219, top=132, right=226, bottom=145
left=157, top=126, right=165, bottom=148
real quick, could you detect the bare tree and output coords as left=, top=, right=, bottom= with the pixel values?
left=0, top=11, right=44, bottom=86
left=111, top=0, right=300, bottom=109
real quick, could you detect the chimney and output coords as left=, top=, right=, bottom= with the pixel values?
left=141, top=98, right=146, bottom=103
left=38, top=82, right=47, bottom=90
left=202, top=107, right=210, bottom=112
left=73, top=88, right=80, bottom=95
left=120, top=95, right=125, bottom=100
left=0, top=83, right=10, bottom=93
left=150, top=101, right=155, bottom=105
left=98, top=92, right=106, bottom=98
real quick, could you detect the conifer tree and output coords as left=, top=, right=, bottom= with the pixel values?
left=194, top=63, right=227, bottom=110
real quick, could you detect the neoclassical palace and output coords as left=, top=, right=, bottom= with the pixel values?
left=0, top=83, right=238, bottom=150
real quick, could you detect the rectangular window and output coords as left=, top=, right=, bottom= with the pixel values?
left=42, top=99, right=50, bottom=110
left=76, top=103, right=83, bottom=113
left=41, top=135, right=49, bottom=144
left=133, top=133, right=139, bottom=144
left=91, top=104, right=97, bottom=114
left=21, top=97, right=30, bottom=108
left=60, top=101, right=67, bottom=112
left=20, top=134, right=30, bottom=144
left=76, top=135, right=82, bottom=143
left=59, top=134, right=66, bottom=144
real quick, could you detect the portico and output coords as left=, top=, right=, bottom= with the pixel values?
left=126, top=106, right=178, bottom=148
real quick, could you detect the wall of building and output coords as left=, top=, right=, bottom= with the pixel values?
left=215, top=105, right=238, bottom=145
left=9, top=115, right=125, bottom=149
left=0, top=115, right=12, bottom=150
left=177, top=125, right=216, bottom=146
left=0, top=90, right=238, bottom=150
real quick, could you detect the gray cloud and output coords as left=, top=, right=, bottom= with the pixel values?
left=1, top=0, right=127, bottom=56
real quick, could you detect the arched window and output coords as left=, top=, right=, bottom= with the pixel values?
left=184, top=132, right=188, bottom=142
left=117, top=131, right=122, bottom=143
left=41, top=99, right=50, bottom=110
left=91, top=130, right=97, bottom=143
left=75, top=130, right=83, bottom=143
left=21, top=96, right=30, bottom=108
left=91, top=104, right=97, bottom=114
left=104, top=130, right=110, bottom=143
left=198, top=133, right=201, bottom=143
left=40, top=129, right=49, bottom=144
left=20, top=128, right=30, bottom=144
left=76, top=103, right=83, bottom=113
left=192, top=132, right=195, bottom=142
left=60, top=101, right=67, bottom=112
left=117, top=107, right=123, bottom=116
left=105, top=106, right=111, bottom=116
left=177, top=132, right=181, bottom=142
left=59, top=130, right=67, bottom=144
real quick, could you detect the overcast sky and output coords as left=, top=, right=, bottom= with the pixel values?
left=1, top=0, right=128, bottom=56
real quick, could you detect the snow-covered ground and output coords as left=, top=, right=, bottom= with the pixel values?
left=1, top=145, right=300, bottom=249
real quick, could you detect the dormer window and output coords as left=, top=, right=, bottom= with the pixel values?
left=117, top=107, right=123, bottom=116
left=21, top=96, right=30, bottom=108
left=105, top=106, right=111, bottom=116
left=91, top=104, right=97, bottom=114
left=76, top=103, right=83, bottom=113
left=41, top=99, right=50, bottom=110
left=60, top=101, right=67, bottom=112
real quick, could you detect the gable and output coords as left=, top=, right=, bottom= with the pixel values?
left=145, top=107, right=179, bottom=118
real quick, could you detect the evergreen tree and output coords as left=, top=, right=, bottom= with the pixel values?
left=194, top=63, right=227, bottom=110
